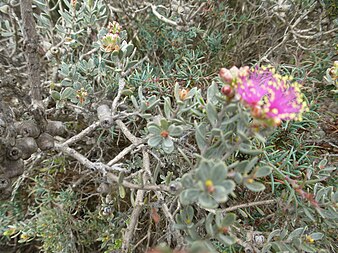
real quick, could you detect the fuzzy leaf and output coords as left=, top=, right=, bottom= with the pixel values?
left=255, top=166, right=272, bottom=177
left=222, top=213, right=236, bottom=226
left=244, top=181, right=265, bottom=192
left=206, top=102, right=218, bottom=126
left=217, top=234, right=236, bottom=245
left=310, top=232, right=324, bottom=240
left=168, top=124, right=183, bottom=137
left=148, top=136, right=162, bottom=147
left=179, top=189, right=199, bottom=205
left=198, top=193, right=218, bottom=209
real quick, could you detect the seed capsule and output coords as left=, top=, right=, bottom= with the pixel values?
left=15, top=120, right=40, bottom=138
left=36, top=133, right=54, bottom=151
left=46, top=120, right=66, bottom=136
left=1, top=159, right=24, bottom=178
left=97, top=104, right=113, bottom=129
left=0, top=175, right=10, bottom=189
left=6, top=146, right=22, bottom=161
left=15, top=137, right=38, bottom=159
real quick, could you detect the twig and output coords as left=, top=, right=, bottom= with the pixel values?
left=148, top=3, right=178, bottom=26
left=107, top=143, right=144, bottom=166
left=122, top=149, right=149, bottom=252
left=224, top=199, right=277, bottom=212
left=62, top=121, right=101, bottom=146
left=111, top=78, right=126, bottom=114
left=204, top=199, right=278, bottom=214
left=54, top=142, right=125, bottom=172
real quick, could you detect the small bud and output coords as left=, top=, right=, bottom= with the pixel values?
left=179, top=88, right=189, bottom=101
left=205, top=179, right=215, bottom=193
left=219, top=68, right=233, bottom=83
left=221, top=85, right=234, bottom=98
left=229, top=66, right=239, bottom=76
left=160, top=130, right=169, bottom=138
left=97, top=104, right=113, bottom=129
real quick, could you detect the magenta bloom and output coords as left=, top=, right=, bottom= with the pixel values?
left=235, top=66, right=308, bottom=124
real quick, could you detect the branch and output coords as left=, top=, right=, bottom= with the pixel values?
left=148, top=3, right=178, bottom=27
left=122, top=149, right=149, bottom=252
left=20, top=0, right=46, bottom=127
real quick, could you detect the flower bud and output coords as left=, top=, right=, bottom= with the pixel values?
left=219, top=68, right=233, bottom=83
left=179, top=88, right=189, bottom=101
left=229, top=66, right=239, bottom=76
left=221, top=85, right=234, bottom=98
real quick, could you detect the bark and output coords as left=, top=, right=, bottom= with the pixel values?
left=20, top=0, right=46, bottom=128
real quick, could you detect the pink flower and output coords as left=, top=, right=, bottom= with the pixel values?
left=234, top=66, right=308, bottom=124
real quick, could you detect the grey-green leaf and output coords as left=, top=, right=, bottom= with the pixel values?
left=244, top=181, right=266, bottom=192
left=148, top=136, right=162, bottom=147
left=180, top=189, right=199, bottom=205
left=255, top=166, right=272, bottom=177
left=168, top=124, right=183, bottom=137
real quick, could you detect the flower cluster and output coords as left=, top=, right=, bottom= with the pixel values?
left=220, top=66, right=308, bottom=126
left=100, top=21, right=121, bottom=53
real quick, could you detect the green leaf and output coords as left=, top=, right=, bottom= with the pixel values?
left=130, top=95, right=139, bottom=109
left=51, top=91, right=61, bottom=101
left=162, top=137, right=173, bottom=148
left=198, top=193, right=218, bottom=209
left=299, top=243, right=316, bottom=252
left=217, top=234, right=236, bottom=245
left=239, top=146, right=263, bottom=155
left=162, top=144, right=175, bottom=154
left=195, top=122, right=207, bottom=152
left=119, top=185, right=125, bottom=198
left=61, top=87, right=76, bottom=100
left=310, top=232, right=324, bottom=240
left=244, top=181, right=265, bottom=192
left=244, top=156, right=259, bottom=174
left=222, top=213, right=236, bottom=226
left=179, top=189, right=199, bottom=205
left=147, top=125, right=161, bottom=135
left=211, top=161, right=227, bottom=183
left=168, top=124, right=183, bottom=137
left=205, top=213, right=215, bottom=237
left=160, top=119, right=169, bottom=130
left=222, top=180, right=235, bottom=193
left=125, top=44, right=134, bottom=57
left=255, top=166, right=272, bottom=177
left=207, top=82, right=219, bottom=104
left=287, top=227, right=305, bottom=241
left=164, top=97, right=172, bottom=118
left=213, top=186, right=229, bottom=203
left=148, top=136, right=162, bottom=147
left=206, top=102, right=218, bottom=126
left=267, top=229, right=281, bottom=242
